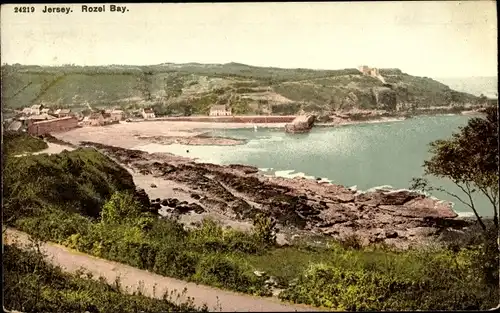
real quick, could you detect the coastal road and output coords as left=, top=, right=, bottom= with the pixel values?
left=3, top=228, right=322, bottom=312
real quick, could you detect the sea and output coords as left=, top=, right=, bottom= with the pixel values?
left=133, top=114, right=495, bottom=218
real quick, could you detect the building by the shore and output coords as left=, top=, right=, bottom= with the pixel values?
left=82, top=112, right=105, bottom=126
left=141, top=108, right=156, bottom=119
left=30, top=104, right=44, bottom=115
left=54, top=108, right=72, bottom=118
left=27, top=116, right=78, bottom=136
left=26, top=114, right=57, bottom=122
left=209, top=105, right=232, bottom=116
left=110, top=109, right=124, bottom=121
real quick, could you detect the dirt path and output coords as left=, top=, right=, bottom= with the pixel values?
left=3, top=228, right=321, bottom=312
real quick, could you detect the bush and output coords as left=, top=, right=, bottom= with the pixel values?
left=100, top=191, right=145, bottom=224
left=194, top=255, right=262, bottom=293
left=279, top=247, right=497, bottom=310
left=154, top=247, right=198, bottom=279
left=15, top=207, right=92, bottom=243
left=252, top=213, right=276, bottom=246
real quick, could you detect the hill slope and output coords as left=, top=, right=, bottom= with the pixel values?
left=1, top=63, right=480, bottom=115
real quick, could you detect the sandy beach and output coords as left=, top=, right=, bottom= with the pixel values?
left=55, top=117, right=408, bottom=149
left=56, top=121, right=287, bottom=148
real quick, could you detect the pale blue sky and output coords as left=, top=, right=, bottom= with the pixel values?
left=1, top=1, right=497, bottom=78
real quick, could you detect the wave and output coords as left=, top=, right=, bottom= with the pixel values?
left=456, top=211, right=475, bottom=218
left=365, top=185, right=394, bottom=193
left=258, top=168, right=274, bottom=172
left=274, top=169, right=316, bottom=180
left=273, top=169, right=334, bottom=183
left=255, top=136, right=284, bottom=142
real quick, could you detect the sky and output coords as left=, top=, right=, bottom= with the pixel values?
left=1, top=1, right=497, bottom=78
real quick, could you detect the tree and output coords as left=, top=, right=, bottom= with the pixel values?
left=411, top=106, right=499, bottom=299
left=411, top=106, right=498, bottom=230
left=100, top=191, right=143, bottom=225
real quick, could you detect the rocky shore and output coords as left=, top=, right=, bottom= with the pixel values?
left=136, top=134, right=247, bottom=146
left=80, top=141, right=473, bottom=249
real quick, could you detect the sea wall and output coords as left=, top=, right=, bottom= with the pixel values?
left=28, top=116, right=79, bottom=136
left=135, top=115, right=297, bottom=123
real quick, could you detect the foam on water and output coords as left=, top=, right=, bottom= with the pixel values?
left=365, top=185, right=395, bottom=193
left=456, top=211, right=475, bottom=218
left=258, top=168, right=273, bottom=172
left=274, top=169, right=317, bottom=180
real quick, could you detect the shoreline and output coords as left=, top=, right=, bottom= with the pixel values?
left=50, top=114, right=486, bottom=222
left=54, top=110, right=484, bottom=149
left=131, top=146, right=475, bottom=220
left=76, top=140, right=474, bottom=250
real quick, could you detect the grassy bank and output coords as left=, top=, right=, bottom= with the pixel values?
left=3, top=130, right=48, bottom=156
left=3, top=241, right=207, bottom=312
left=3, top=133, right=498, bottom=310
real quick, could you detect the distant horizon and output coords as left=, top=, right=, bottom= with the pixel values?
left=2, top=61, right=497, bottom=80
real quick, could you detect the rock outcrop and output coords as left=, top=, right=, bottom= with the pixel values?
left=284, top=115, right=317, bottom=133
left=82, top=141, right=472, bottom=249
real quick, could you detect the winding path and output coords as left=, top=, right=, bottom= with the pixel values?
left=3, top=228, right=322, bottom=312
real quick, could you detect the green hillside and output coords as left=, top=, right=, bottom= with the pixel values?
left=1, top=63, right=480, bottom=115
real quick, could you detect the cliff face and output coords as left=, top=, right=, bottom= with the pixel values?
left=1, top=63, right=479, bottom=115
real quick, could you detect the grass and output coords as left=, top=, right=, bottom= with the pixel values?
left=3, top=131, right=48, bottom=156
left=3, top=135, right=137, bottom=222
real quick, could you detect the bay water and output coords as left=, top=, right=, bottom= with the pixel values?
left=135, top=114, right=493, bottom=217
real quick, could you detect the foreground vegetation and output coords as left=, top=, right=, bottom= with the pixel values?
left=3, top=130, right=48, bottom=156
left=1, top=63, right=480, bottom=115
left=3, top=241, right=208, bottom=312
left=3, top=132, right=498, bottom=310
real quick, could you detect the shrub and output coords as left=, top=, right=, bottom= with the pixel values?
left=154, top=247, right=198, bottom=279
left=194, top=255, right=261, bottom=293
left=100, top=191, right=145, bottom=224
left=280, top=247, right=497, bottom=310
left=252, top=213, right=277, bottom=246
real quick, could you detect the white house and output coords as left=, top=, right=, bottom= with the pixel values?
left=54, top=109, right=71, bottom=118
left=30, top=104, right=44, bottom=115
left=209, top=105, right=232, bottom=116
left=110, top=109, right=124, bottom=121
left=141, top=108, right=156, bottom=119
left=83, top=112, right=106, bottom=126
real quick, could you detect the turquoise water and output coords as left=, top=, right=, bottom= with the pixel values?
left=135, top=114, right=494, bottom=217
